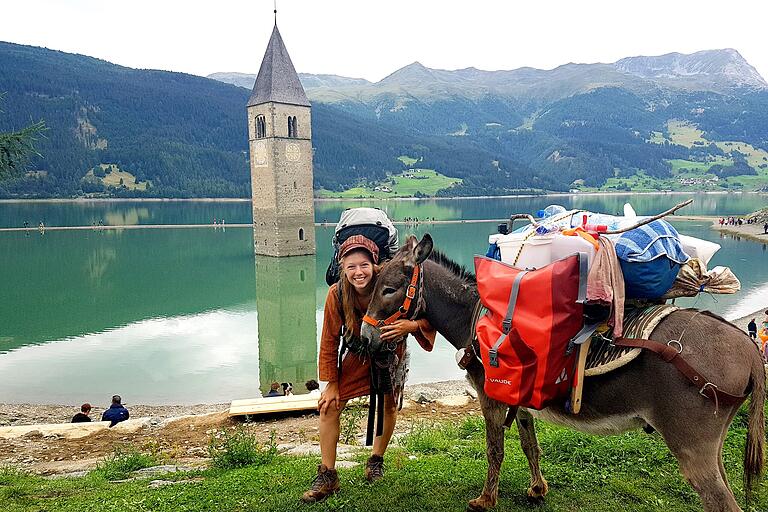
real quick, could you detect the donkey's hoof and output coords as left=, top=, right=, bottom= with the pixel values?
left=467, top=495, right=496, bottom=511
left=527, top=479, right=549, bottom=501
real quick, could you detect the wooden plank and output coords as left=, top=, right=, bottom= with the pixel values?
left=228, top=394, right=319, bottom=417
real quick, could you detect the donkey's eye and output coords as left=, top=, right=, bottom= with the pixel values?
left=382, top=287, right=397, bottom=296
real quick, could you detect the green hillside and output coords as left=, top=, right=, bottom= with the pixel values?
left=2, top=42, right=768, bottom=198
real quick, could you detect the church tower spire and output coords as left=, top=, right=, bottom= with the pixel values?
left=248, top=25, right=310, bottom=108
left=247, top=22, right=315, bottom=257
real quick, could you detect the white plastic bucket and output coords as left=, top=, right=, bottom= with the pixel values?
left=493, top=233, right=554, bottom=269
left=550, top=233, right=597, bottom=268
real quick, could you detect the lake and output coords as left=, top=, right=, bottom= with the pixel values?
left=0, top=193, right=766, bottom=404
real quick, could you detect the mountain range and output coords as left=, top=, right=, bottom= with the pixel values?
left=1, top=41, right=767, bottom=198
left=212, top=48, right=767, bottom=101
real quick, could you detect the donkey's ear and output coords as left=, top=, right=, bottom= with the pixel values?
left=405, top=233, right=433, bottom=267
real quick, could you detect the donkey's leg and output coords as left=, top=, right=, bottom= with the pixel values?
left=467, top=367, right=510, bottom=511
left=515, top=408, right=548, bottom=500
left=663, top=426, right=741, bottom=512
left=715, top=407, right=740, bottom=493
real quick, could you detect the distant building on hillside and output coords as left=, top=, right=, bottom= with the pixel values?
left=247, top=21, right=315, bottom=257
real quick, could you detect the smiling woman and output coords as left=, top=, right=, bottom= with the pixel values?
left=304, top=234, right=436, bottom=503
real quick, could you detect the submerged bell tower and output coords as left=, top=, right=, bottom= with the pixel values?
left=247, top=21, right=315, bottom=256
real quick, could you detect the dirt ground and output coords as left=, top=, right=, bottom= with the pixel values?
left=0, top=380, right=481, bottom=475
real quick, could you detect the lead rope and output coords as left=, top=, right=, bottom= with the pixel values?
left=366, top=349, right=394, bottom=446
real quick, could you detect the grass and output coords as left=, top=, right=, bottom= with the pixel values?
left=317, top=169, right=462, bottom=198
left=665, top=120, right=707, bottom=147
left=84, top=164, right=149, bottom=191
left=667, top=157, right=732, bottom=175
left=398, top=155, right=419, bottom=166
left=92, top=446, right=160, bottom=481
left=2, top=408, right=767, bottom=511
left=715, top=141, right=768, bottom=171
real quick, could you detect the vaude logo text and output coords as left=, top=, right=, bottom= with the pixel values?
left=488, top=377, right=512, bottom=386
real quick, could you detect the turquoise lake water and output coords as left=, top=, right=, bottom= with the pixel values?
left=0, top=194, right=765, bottom=404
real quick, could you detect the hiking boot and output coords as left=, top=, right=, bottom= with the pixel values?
left=365, top=454, right=385, bottom=482
left=301, top=464, right=340, bottom=503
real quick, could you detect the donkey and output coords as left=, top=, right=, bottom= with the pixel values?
left=361, top=234, right=765, bottom=512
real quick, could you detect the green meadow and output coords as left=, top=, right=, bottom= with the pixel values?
left=2, top=407, right=766, bottom=512
left=317, top=168, right=462, bottom=198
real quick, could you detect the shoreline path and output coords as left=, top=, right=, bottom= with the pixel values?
left=0, top=215, right=721, bottom=232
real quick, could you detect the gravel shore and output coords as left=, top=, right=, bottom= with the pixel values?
left=0, top=380, right=472, bottom=427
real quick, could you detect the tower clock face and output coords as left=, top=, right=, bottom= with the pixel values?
left=254, top=140, right=267, bottom=166
left=285, top=143, right=301, bottom=162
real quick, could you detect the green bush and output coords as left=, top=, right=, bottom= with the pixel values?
left=93, top=446, right=159, bottom=481
left=208, top=428, right=276, bottom=469
left=340, top=402, right=367, bottom=444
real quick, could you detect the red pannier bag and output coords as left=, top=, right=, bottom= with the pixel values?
left=474, top=253, right=590, bottom=410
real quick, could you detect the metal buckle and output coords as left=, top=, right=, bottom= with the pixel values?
left=699, top=382, right=717, bottom=398
left=489, top=349, right=498, bottom=368
left=406, top=284, right=417, bottom=300
left=667, top=340, right=683, bottom=354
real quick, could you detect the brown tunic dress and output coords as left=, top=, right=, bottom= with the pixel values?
left=319, top=284, right=436, bottom=401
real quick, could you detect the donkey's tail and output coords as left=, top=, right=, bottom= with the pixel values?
left=744, top=352, right=765, bottom=505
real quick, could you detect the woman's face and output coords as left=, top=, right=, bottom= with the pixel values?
left=342, top=250, right=374, bottom=291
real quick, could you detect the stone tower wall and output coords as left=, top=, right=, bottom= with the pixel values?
left=248, top=102, right=315, bottom=257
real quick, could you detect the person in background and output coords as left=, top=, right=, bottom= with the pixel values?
left=306, top=379, right=321, bottom=395
left=71, top=403, right=92, bottom=423
left=101, top=395, right=129, bottom=427
left=265, top=382, right=282, bottom=397
left=747, top=318, right=757, bottom=341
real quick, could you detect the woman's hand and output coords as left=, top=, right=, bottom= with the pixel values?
left=380, top=319, right=419, bottom=342
left=318, top=381, right=340, bottom=414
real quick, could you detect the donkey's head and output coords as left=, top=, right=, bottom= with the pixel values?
left=361, top=234, right=433, bottom=353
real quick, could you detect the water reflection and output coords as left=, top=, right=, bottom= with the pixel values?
left=104, top=207, right=151, bottom=226
left=3, top=193, right=765, bottom=228
left=0, top=210, right=765, bottom=404
left=254, top=253, right=318, bottom=396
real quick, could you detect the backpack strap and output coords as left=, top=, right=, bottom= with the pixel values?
left=488, top=270, right=528, bottom=368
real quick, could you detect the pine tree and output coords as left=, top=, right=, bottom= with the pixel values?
left=0, top=93, right=47, bottom=180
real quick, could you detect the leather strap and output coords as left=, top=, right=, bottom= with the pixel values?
left=363, top=265, right=421, bottom=328
left=457, top=300, right=485, bottom=370
left=614, top=337, right=746, bottom=408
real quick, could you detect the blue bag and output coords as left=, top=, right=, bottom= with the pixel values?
left=614, top=220, right=690, bottom=299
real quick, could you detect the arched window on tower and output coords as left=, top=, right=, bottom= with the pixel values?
left=287, top=116, right=293, bottom=138
left=298, top=228, right=304, bottom=241
left=287, top=116, right=298, bottom=138
left=256, top=115, right=266, bottom=138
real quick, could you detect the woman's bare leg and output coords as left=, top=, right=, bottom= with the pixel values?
left=319, top=399, right=347, bottom=468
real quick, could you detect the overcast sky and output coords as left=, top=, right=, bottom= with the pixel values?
left=5, top=0, right=768, bottom=83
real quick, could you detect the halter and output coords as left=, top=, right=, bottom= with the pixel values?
left=362, top=265, right=422, bottom=328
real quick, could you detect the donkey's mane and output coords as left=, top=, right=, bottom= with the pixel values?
left=428, top=249, right=476, bottom=284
